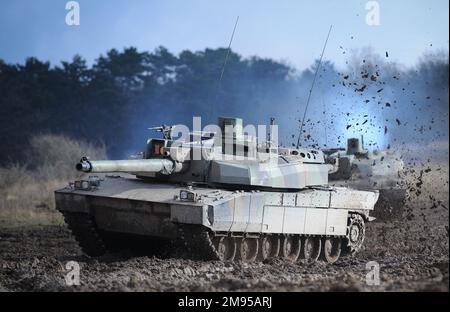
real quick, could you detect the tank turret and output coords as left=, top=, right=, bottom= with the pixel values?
left=76, top=117, right=330, bottom=190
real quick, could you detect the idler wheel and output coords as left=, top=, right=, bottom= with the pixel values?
left=321, top=237, right=342, bottom=264
left=281, top=236, right=301, bottom=262
left=213, top=236, right=237, bottom=261
left=238, top=238, right=259, bottom=262
left=302, top=237, right=321, bottom=262
left=258, top=236, right=280, bottom=261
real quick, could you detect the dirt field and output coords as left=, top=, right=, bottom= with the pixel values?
left=0, top=163, right=448, bottom=292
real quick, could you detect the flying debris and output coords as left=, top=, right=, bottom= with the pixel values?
left=355, top=85, right=367, bottom=92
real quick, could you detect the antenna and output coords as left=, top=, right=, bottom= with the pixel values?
left=296, top=25, right=333, bottom=148
left=220, top=16, right=239, bottom=83
left=322, top=96, right=328, bottom=147
left=210, top=16, right=239, bottom=122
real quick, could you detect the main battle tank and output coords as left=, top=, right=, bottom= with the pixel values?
left=55, top=117, right=379, bottom=263
left=324, top=137, right=408, bottom=221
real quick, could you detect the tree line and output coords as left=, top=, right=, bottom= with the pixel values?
left=0, top=46, right=448, bottom=165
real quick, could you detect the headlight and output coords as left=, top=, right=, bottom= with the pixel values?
left=74, top=180, right=83, bottom=189
left=179, top=190, right=197, bottom=202
left=73, top=177, right=101, bottom=191
left=74, top=180, right=90, bottom=190
left=180, top=190, right=188, bottom=200
left=81, top=181, right=90, bottom=189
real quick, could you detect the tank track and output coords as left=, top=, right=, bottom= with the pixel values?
left=178, top=220, right=363, bottom=263
left=62, top=212, right=366, bottom=263
left=178, top=225, right=221, bottom=260
left=342, top=213, right=366, bottom=256
left=61, top=212, right=107, bottom=257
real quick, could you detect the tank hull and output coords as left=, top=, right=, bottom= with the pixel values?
left=56, top=174, right=378, bottom=262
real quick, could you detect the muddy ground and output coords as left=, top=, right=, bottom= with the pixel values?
left=0, top=164, right=448, bottom=292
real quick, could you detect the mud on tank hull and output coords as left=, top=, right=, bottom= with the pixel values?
left=331, top=181, right=407, bottom=222
left=327, top=149, right=408, bottom=222
left=55, top=175, right=379, bottom=263
left=329, top=166, right=408, bottom=222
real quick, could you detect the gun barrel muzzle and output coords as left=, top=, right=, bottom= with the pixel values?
left=76, top=160, right=92, bottom=172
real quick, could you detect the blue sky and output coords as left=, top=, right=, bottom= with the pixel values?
left=0, top=0, right=448, bottom=70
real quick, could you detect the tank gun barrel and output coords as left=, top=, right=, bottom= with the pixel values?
left=76, top=157, right=182, bottom=175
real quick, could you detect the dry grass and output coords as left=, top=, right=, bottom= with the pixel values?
left=0, top=134, right=106, bottom=226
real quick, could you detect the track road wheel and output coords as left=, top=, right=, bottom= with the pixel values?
left=238, top=238, right=259, bottom=262
left=281, top=236, right=301, bottom=262
left=343, top=214, right=366, bottom=256
left=321, top=237, right=342, bottom=264
left=302, top=237, right=321, bottom=262
left=213, top=236, right=237, bottom=261
left=258, top=236, right=280, bottom=261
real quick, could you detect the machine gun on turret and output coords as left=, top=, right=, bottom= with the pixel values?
left=148, top=125, right=175, bottom=140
